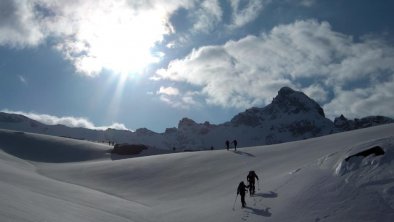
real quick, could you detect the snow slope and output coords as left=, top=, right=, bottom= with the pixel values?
left=1, top=124, right=394, bottom=222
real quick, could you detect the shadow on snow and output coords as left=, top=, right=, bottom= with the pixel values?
left=244, top=206, right=272, bottom=217
left=232, top=150, right=255, bottom=157
left=255, top=191, right=278, bottom=198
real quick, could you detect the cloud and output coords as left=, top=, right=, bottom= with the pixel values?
left=303, top=84, right=328, bottom=103
left=157, top=86, right=180, bottom=96
left=299, top=0, right=316, bottom=7
left=228, top=0, right=268, bottom=28
left=324, top=80, right=394, bottom=119
left=49, top=0, right=185, bottom=76
left=190, top=0, right=222, bottom=33
left=0, top=0, right=273, bottom=76
left=154, top=19, right=394, bottom=119
left=18, top=75, right=28, bottom=85
left=156, top=88, right=200, bottom=109
left=0, top=0, right=199, bottom=76
left=2, top=110, right=129, bottom=130
left=0, top=0, right=45, bottom=47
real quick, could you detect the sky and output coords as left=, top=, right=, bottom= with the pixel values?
left=1, top=0, right=394, bottom=133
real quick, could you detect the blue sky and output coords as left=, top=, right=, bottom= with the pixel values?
left=1, top=0, right=394, bottom=132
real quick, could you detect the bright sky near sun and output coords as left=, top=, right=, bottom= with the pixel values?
left=1, top=0, right=394, bottom=132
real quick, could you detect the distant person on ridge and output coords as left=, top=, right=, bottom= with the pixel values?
left=225, top=140, right=230, bottom=150
left=237, top=181, right=249, bottom=208
left=233, top=139, right=238, bottom=151
left=247, top=171, right=259, bottom=195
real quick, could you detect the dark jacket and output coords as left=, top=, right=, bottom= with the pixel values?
left=237, top=182, right=248, bottom=195
left=247, top=171, right=259, bottom=183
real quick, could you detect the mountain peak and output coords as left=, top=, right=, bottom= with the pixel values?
left=278, top=86, right=295, bottom=96
left=231, top=87, right=327, bottom=128
left=272, top=87, right=325, bottom=118
left=178, top=118, right=197, bottom=129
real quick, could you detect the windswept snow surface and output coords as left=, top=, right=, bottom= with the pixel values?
left=1, top=125, right=394, bottom=222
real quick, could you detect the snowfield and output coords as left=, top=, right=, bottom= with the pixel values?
left=1, top=124, right=394, bottom=222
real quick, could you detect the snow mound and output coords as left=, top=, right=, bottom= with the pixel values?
left=0, top=129, right=109, bottom=163
left=335, top=137, right=394, bottom=176
left=334, top=137, right=394, bottom=209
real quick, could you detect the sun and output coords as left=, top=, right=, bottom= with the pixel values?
left=70, top=1, right=169, bottom=76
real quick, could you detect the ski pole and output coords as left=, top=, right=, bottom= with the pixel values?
left=232, top=194, right=238, bottom=211
left=257, top=180, right=260, bottom=191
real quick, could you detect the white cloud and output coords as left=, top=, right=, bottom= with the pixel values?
left=191, top=0, right=222, bottom=33
left=157, top=90, right=201, bottom=109
left=0, top=0, right=45, bottom=47
left=157, top=86, right=180, bottom=96
left=49, top=0, right=182, bottom=76
left=303, top=84, right=328, bottom=103
left=154, top=20, right=394, bottom=119
left=99, top=123, right=130, bottom=131
left=1, top=0, right=272, bottom=77
left=299, top=0, right=316, bottom=7
left=228, top=0, right=268, bottom=28
left=18, top=75, right=27, bottom=85
left=0, top=0, right=199, bottom=76
left=2, top=110, right=129, bottom=130
left=324, top=80, right=394, bottom=119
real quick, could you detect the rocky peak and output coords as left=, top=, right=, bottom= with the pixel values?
left=334, top=114, right=350, bottom=129
left=334, top=115, right=394, bottom=131
left=164, top=127, right=177, bottom=134
left=230, top=107, right=262, bottom=127
left=178, top=118, right=197, bottom=129
left=135, top=128, right=155, bottom=136
left=277, top=86, right=295, bottom=96
left=231, top=87, right=326, bottom=126
left=271, top=87, right=325, bottom=117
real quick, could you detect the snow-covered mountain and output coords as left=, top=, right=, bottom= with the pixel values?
left=229, top=87, right=336, bottom=144
left=1, top=124, right=393, bottom=221
left=0, top=87, right=392, bottom=150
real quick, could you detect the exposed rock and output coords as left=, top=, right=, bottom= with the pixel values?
left=164, top=127, right=177, bottom=134
left=111, top=144, right=148, bottom=155
left=335, top=115, right=394, bottom=131
left=345, top=146, right=385, bottom=162
left=134, top=128, right=157, bottom=136
left=271, top=86, right=325, bottom=117
left=178, top=118, right=197, bottom=129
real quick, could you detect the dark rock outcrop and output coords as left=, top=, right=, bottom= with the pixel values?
left=345, top=146, right=385, bottom=162
left=335, top=115, right=394, bottom=131
left=111, top=144, right=148, bottom=155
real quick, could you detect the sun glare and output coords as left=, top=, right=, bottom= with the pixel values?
left=73, top=2, right=169, bottom=76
